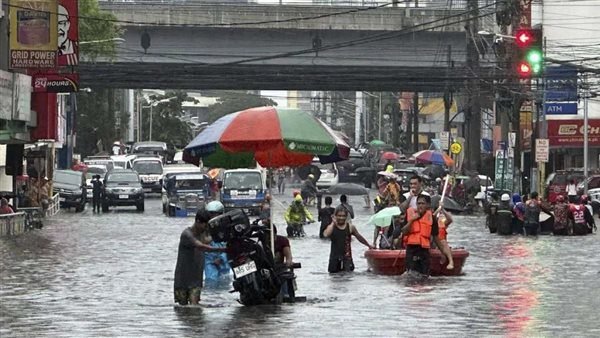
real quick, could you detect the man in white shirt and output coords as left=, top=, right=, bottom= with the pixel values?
left=400, top=175, right=430, bottom=212
left=567, top=179, right=578, bottom=203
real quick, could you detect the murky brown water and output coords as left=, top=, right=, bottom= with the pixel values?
left=1, top=195, right=599, bottom=337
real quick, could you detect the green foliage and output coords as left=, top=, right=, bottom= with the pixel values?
left=79, top=0, right=122, bottom=61
left=139, top=91, right=197, bottom=148
left=206, top=91, right=277, bottom=123
left=76, top=88, right=121, bottom=156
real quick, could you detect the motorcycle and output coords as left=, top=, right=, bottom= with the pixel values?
left=208, top=209, right=303, bottom=306
left=286, top=220, right=311, bottom=237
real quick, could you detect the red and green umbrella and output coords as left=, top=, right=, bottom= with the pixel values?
left=183, top=106, right=350, bottom=168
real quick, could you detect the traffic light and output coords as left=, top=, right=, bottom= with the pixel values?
left=514, top=28, right=543, bottom=78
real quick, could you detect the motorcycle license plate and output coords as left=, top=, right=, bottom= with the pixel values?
left=233, top=260, right=257, bottom=278
left=119, top=194, right=129, bottom=199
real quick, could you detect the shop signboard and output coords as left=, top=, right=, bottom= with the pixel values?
left=9, top=0, right=58, bottom=69
left=495, top=149, right=514, bottom=191
left=547, top=119, right=600, bottom=147
left=0, top=70, right=13, bottom=120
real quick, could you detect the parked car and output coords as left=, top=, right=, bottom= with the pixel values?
left=311, top=157, right=338, bottom=188
left=84, top=165, right=108, bottom=199
left=83, top=155, right=115, bottom=172
left=102, top=169, right=145, bottom=212
left=337, top=149, right=368, bottom=183
left=54, top=169, right=87, bottom=212
left=577, top=175, right=600, bottom=193
left=545, top=170, right=585, bottom=203
left=111, top=154, right=137, bottom=169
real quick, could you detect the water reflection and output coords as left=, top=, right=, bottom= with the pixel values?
left=1, top=198, right=599, bottom=336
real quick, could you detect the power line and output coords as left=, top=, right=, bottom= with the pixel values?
left=216, top=2, right=498, bottom=66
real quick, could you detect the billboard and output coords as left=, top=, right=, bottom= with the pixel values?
left=0, top=71, right=12, bottom=120
left=545, top=66, right=578, bottom=102
left=9, top=0, right=58, bottom=69
left=547, top=119, right=600, bottom=147
left=57, top=0, right=78, bottom=66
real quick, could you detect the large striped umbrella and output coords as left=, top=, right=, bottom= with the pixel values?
left=412, top=150, right=455, bottom=167
left=183, top=107, right=350, bottom=168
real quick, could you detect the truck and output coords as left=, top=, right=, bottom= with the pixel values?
left=220, top=168, right=267, bottom=215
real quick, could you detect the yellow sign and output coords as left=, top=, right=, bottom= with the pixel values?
left=9, top=0, right=58, bottom=68
left=450, top=142, right=462, bottom=155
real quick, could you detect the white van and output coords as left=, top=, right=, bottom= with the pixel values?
left=133, top=157, right=164, bottom=193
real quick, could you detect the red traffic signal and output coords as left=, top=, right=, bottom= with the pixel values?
left=517, top=61, right=532, bottom=76
left=515, top=29, right=534, bottom=48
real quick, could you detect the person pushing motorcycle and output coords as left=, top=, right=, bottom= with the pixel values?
left=285, top=194, right=314, bottom=237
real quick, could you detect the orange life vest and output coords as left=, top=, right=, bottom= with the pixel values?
left=405, top=208, right=433, bottom=248
left=437, top=215, right=447, bottom=241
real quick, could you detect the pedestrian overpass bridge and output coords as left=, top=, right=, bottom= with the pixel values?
left=79, top=1, right=498, bottom=91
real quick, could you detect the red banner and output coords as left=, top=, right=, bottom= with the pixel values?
left=57, top=0, right=78, bottom=66
left=548, top=119, right=600, bottom=147
left=30, top=92, right=58, bottom=141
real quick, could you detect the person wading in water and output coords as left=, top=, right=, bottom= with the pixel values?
left=174, top=208, right=227, bottom=305
left=323, top=206, right=373, bottom=273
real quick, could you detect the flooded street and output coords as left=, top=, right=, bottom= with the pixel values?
left=1, top=194, right=599, bottom=337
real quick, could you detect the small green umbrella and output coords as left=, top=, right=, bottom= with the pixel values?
left=369, top=139, right=386, bottom=146
left=368, top=206, right=402, bottom=227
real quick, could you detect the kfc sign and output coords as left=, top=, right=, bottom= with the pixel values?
left=548, top=119, right=600, bottom=147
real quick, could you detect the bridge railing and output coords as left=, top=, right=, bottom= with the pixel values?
left=0, top=212, right=26, bottom=237
left=99, top=0, right=496, bottom=9
left=46, top=193, right=61, bottom=217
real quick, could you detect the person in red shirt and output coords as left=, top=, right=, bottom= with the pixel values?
left=0, top=198, right=14, bottom=214
left=568, top=198, right=594, bottom=235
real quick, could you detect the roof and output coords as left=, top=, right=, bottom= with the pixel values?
left=172, top=173, right=209, bottom=180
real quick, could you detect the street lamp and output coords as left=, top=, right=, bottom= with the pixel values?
left=79, top=38, right=125, bottom=45
left=143, top=96, right=177, bottom=141
left=363, top=91, right=383, bottom=140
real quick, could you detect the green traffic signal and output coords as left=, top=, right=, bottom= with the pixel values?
left=526, top=49, right=543, bottom=74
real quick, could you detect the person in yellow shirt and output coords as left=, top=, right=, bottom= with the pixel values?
left=284, top=194, right=314, bottom=237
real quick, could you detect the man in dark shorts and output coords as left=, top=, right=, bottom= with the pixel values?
left=260, top=210, right=293, bottom=266
left=174, top=208, right=227, bottom=305
left=400, top=194, right=454, bottom=276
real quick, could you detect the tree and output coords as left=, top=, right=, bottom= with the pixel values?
left=139, top=91, right=197, bottom=148
left=75, top=0, right=123, bottom=157
left=79, top=0, right=123, bottom=61
left=206, top=91, right=277, bottom=123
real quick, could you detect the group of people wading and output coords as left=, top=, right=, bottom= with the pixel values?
left=319, top=174, right=455, bottom=277
left=487, top=192, right=596, bottom=236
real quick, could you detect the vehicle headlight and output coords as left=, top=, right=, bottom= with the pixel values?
left=134, top=188, right=143, bottom=194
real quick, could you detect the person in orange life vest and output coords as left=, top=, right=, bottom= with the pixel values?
left=399, top=194, right=454, bottom=276
left=568, top=196, right=595, bottom=235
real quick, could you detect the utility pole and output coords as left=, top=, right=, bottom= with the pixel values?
left=391, top=94, right=400, bottom=148
left=0, top=0, right=8, bottom=71
left=412, top=92, right=419, bottom=152
left=443, top=44, right=453, bottom=132
left=465, top=0, right=481, bottom=171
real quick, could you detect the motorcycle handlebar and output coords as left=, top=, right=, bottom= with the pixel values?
left=292, top=262, right=301, bottom=269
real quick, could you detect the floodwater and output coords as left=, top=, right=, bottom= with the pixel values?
left=1, top=195, right=599, bottom=337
